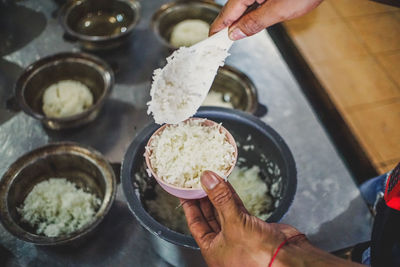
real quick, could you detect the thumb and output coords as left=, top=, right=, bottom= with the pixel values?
left=201, top=170, right=241, bottom=223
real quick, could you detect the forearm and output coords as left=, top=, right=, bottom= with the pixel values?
left=274, top=239, right=364, bottom=267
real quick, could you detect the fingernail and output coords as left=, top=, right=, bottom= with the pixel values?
left=229, top=28, right=247, bottom=41
left=201, top=171, right=220, bottom=190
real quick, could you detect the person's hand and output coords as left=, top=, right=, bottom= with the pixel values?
left=210, top=0, right=323, bottom=40
left=181, top=171, right=365, bottom=267
left=181, top=170, right=304, bottom=266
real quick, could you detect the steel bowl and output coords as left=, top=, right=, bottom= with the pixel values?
left=0, top=142, right=117, bottom=246
left=122, top=107, right=297, bottom=266
left=60, top=0, right=141, bottom=50
left=15, top=52, right=114, bottom=130
left=207, top=65, right=258, bottom=114
left=151, top=0, right=221, bottom=50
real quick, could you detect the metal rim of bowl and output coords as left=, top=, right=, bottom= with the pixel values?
left=121, top=107, right=297, bottom=249
left=151, top=0, right=222, bottom=50
left=0, top=142, right=117, bottom=246
left=59, top=0, right=141, bottom=42
left=15, top=52, right=114, bottom=123
left=214, top=65, right=259, bottom=114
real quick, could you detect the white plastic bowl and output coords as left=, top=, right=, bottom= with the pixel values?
left=144, top=118, right=238, bottom=199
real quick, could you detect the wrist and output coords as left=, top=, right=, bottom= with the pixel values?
left=275, top=237, right=318, bottom=267
left=273, top=236, right=363, bottom=267
left=249, top=233, right=286, bottom=267
left=271, top=234, right=310, bottom=267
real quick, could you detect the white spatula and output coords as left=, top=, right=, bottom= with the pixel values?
left=191, top=27, right=233, bottom=52
left=147, top=28, right=234, bottom=125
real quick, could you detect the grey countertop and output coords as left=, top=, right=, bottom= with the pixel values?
left=0, top=0, right=372, bottom=266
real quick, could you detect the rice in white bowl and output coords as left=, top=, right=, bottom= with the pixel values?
left=18, top=178, right=101, bottom=237
left=147, top=119, right=236, bottom=189
left=42, top=80, right=93, bottom=118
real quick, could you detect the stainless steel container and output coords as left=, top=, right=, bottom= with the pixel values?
left=15, top=52, right=114, bottom=130
left=208, top=65, right=259, bottom=114
left=122, top=108, right=297, bottom=266
left=151, top=0, right=221, bottom=50
left=0, top=142, right=117, bottom=246
left=60, top=0, right=141, bottom=50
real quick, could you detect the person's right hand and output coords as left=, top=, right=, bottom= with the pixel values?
left=210, top=0, right=323, bottom=40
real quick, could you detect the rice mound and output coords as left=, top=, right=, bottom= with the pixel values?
left=18, top=178, right=101, bottom=237
left=147, top=119, right=236, bottom=188
left=147, top=29, right=232, bottom=124
left=42, top=80, right=93, bottom=118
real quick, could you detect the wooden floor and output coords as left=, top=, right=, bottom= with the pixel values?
left=284, top=0, right=400, bottom=174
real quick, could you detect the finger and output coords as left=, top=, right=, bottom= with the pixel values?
left=201, top=171, right=242, bottom=224
left=199, top=198, right=221, bottom=233
left=229, top=0, right=323, bottom=40
left=228, top=2, right=273, bottom=40
left=210, top=0, right=256, bottom=36
left=181, top=199, right=217, bottom=248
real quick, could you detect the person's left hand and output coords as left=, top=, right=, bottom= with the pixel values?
left=180, top=170, right=304, bottom=267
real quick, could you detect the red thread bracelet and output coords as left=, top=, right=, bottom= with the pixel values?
left=268, top=233, right=306, bottom=267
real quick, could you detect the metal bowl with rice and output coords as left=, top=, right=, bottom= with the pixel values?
left=0, top=143, right=117, bottom=246
left=15, top=52, right=113, bottom=130
left=151, top=0, right=221, bottom=50
left=152, top=1, right=262, bottom=115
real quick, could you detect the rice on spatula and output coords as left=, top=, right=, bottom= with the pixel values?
left=147, top=28, right=233, bottom=124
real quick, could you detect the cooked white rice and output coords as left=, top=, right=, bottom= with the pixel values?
left=147, top=28, right=232, bottom=124
left=18, top=178, right=101, bottom=237
left=42, top=80, right=93, bottom=118
left=147, top=119, right=236, bottom=188
left=229, top=166, right=273, bottom=220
